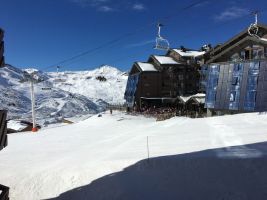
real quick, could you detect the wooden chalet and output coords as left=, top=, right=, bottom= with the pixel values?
left=0, top=28, right=4, bottom=67
left=125, top=49, right=206, bottom=112
left=206, top=24, right=267, bottom=64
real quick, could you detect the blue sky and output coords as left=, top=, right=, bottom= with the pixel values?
left=1, top=0, right=267, bottom=71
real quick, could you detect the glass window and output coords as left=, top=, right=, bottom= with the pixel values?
left=240, top=51, right=246, bottom=60
left=230, top=92, right=236, bottom=102
left=253, top=49, right=258, bottom=59
left=244, top=91, right=257, bottom=111
left=232, top=77, right=239, bottom=85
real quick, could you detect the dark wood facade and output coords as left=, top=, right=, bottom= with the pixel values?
left=125, top=50, right=204, bottom=110
left=0, top=28, right=4, bottom=67
left=0, top=111, right=7, bottom=151
left=0, top=184, right=9, bottom=200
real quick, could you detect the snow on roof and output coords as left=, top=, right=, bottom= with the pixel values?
left=7, top=120, right=28, bottom=131
left=179, top=93, right=206, bottom=103
left=137, top=62, right=158, bottom=72
left=194, top=97, right=205, bottom=104
left=153, top=56, right=180, bottom=65
left=173, top=49, right=206, bottom=57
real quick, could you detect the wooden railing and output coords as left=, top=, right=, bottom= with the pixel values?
left=0, top=184, right=9, bottom=200
left=0, top=110, right=7, bottom=151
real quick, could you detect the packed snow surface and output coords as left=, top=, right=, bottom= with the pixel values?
left=0, top=112, right=267, bottom=199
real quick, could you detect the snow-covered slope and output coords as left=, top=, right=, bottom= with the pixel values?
left=0, top=64, right=127, bottom=124
left=0, top=112, right=267, bottom=199
left=48, top=65, right=128, bottom=104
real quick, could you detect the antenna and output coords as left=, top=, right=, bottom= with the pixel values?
left=157, top=23, right=163, bottom=38
left=252, top=11, right=258, bottom=25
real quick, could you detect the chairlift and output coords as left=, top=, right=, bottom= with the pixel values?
left=154, top=23, right=170, bottom=51
left=247, top=11, right=267, bottom=42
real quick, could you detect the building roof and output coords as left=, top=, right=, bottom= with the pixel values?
left=178, top=93, right=206, bottom=103
left=153, top=55, right=180, bottom=65
left=206, top=23, right=267, bottom=64
left=173, top=49, right=206, bottom=57
left=206, top=35, right=267, bottom=64
left=136, top=62, right=158, bottom=72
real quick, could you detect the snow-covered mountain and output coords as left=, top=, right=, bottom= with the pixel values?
left=0, top=64, right=128, bottom=124
left=48, top=65, right=128, bottom=104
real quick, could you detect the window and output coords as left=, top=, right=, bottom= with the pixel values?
left=210, top=64, right=220, bottom=74
left=244, top=90, right=257, bottom=111
left=247, top=76, right=258, bottom=90
left=230, top=92, right=236, bottom=102
left=232, top=77, right=239, bottom=85
left=231, top=53, right=240, bottom=61
left=240, top=51, right=246, bottom=60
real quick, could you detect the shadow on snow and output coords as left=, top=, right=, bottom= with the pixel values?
left=46, top=142, right=267, bottom=200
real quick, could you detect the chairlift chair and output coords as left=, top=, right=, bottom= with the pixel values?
left=154, top=23, right=170, bottom=51
left=247, top=12, right=267, bottom=42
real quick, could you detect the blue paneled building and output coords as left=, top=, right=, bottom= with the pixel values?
left=202, top=23, right=267, bottom=113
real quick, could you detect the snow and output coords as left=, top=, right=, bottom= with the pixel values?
left=153, top=56, right=180, bottom=65
left=0, top=64, right=127, bottom=125
left=7, top=120, right=28, bottom=131
left=136, top=62, right=158, bottom=72
left=173, top=49, right=206, bottom=57
left=178, top=93, right=206, bottom=103
left=0, top=112, right=267, bottom=199
left=49, top=65, right=128, bottom=105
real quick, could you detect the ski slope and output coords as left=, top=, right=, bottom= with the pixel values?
left=0, top=112, right=267, bottom=199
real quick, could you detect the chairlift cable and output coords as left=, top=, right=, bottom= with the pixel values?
left=41, top=0, right=212, bottom=71
left=49, top=7, right=267, bottom=70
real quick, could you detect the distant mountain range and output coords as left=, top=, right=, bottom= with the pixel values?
left=0, top=64, right=128, bottom=125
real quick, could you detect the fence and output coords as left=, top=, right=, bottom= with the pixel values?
left=0, top=110, right=7, bottom=150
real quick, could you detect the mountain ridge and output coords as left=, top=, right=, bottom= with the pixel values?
left=0, top=64, right=128, bottom=125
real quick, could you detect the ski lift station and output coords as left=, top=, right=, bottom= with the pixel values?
left=125, top=20, right=267, bottom=117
